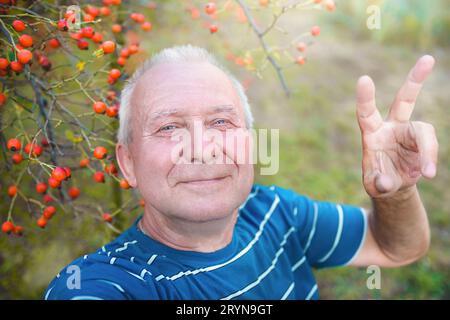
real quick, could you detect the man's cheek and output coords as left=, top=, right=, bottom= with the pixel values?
left=135, top=145, right=173, bottom=178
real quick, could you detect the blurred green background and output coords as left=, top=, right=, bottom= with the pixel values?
left=1, top=0, right=449, bottom=299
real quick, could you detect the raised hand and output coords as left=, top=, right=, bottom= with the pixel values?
left=356, top=55, right=438, bottom=198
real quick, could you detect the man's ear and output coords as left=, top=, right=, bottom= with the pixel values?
left=116, top=143, right=137, bottom=188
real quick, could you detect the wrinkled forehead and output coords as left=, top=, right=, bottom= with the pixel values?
left=131, top=61, right=244, bottom=121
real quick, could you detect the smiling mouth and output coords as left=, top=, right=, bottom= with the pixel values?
left=179, top=176, right=229, bottom=186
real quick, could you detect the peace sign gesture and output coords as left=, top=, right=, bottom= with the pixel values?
left=356, top=55, right=438, bottom=198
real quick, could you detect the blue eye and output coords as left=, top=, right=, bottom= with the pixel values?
left=214, top=119, right=227, bottom=125
left=160, top=125, right=177, bottom=132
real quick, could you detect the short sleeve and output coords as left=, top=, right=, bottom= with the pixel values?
left=43, top=258, right=153, bottom=300
left=44, top=278, right=130, bottom=300
left=275, top=186, right=368, bottom=269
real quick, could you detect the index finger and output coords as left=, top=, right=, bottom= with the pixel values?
left=387, top=55, right=435, bottom=122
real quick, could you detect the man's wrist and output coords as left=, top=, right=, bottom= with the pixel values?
left=372, top=184, right=418, bottom=204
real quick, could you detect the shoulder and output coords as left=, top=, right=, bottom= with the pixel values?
left=44, top=227, right=160, bottom=300
left=244, top=183, right=313, bottom=216
left=238, top=183, right=311, bottom=234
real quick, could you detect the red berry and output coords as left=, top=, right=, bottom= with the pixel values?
left=65, top=10, right=76, bottom=21
left=77, top=39, right=89, bottom=50
left=57, top=19, right=68, bottom=31
left=12, top=20, right=26, bottom=32
left=38, top=55, right=52, bottom=71
left=117, top=56, right=127, bottom=66
left=18, top=49, right=33, bottom=64
left=10, top=61, right=23, bottom=73
left=119, top=179, right=130, bottom=189
left=120, top=48, right=130, bottom=58
left=43, top=194, right=53, bottom=203
left=106, top=105, right=118, bottom=118
left=128, top=44, right=139, bottom=54
left=41, top=138, right=49, bottom=146
left=68, top=186, right=80, bottom=199
left=79, top=158, right=90, bottom=168
left=107, top=75, right=116, bottom=85
left=70, top=32, right=82, bottom=40
left=8, top=185, right=17, bottom=197
left=296, top=56, right=306, bottom=65
left=311, top=25, right=320, bottom=36
left=111, top=24, right=122, bottom=33
left=141, top=21, right=152, bottom=32
left=13, top=225, right=24, bottom=236
left=7, top=138, right=21, bottom=151
left=37, top=216, right=47, bottom=228
left=109, top=68, right=121, bottom=79
left=43, top=206, right=56, bottom=219
left=101, top=41, right=116, bottom=54
left=48, top=38, right=61, bottom=48
left=325, top=0, right=336, bottom=12
left=24, top=143, right=42, bottom=157
left=209, top=24, right=219, bottom=33
left=12, top=153, right=23, bottom=164
left=0, top=92, right=6, bottom=105
left=104, top=163, right=117, bottom=175
left=94, top=171, right=105, bottom=183
left=85, top=5, right=100, bottom=18
left=91, top=32, right=103, bottom=43
left=102, top=213, right=113, bottom=222
left=93, top=101, right=107, bottom=114
left=51, top=167, right=67, bottom=181
left=48, top=177, right=60, bottom=189
left=18, top=34, right=33, bottom=48
left=63, top=167, right=71, bottom=180
left=100, top=6, right=111, bottom=16
left=2, top=221, right=14, bottom=234
left=93, top=146, right=107, bottom=159
left=36, top=182, right=47, bottom=194
left=130, top=13, right=145, bottom=23
left=296, top=42, right=307, bottom=52
left=83, top=13, right=95, bottom=22
left=205, top=2, right=216, bottom=15
left=81, top=27, right=95, bottom=38
left=0, top=58, right=9, bottom=70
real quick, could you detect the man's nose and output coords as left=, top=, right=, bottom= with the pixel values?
left=189, top=120, right=220, bottom=164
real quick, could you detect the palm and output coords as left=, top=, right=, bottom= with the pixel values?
left=356, top=55, right=438, bottom=198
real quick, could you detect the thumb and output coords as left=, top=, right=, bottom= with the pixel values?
left=374, top=172, right=395, bottom=194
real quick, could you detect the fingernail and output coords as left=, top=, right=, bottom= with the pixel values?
left=423, top=163, right=436, bottom=177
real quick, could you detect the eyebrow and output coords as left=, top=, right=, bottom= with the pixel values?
left=148, top=104, right=237, bottom=121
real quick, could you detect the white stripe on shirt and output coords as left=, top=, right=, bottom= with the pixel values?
left=303, top=202, right=319, bottom=252
left=305, top=284, right=318, bottom=300
left=317, top=204, right=344, bottom=263
left=220, top=227, right=296, bottom=300
left=281, top=282, right=295, bottom=300
left=156, top=195, right=280, bottom=282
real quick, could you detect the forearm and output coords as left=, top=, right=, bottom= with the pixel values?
left=369, top=185, right=430, bottom=263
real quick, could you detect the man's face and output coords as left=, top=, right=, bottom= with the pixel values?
left=117, top=61, right=254, bottom=222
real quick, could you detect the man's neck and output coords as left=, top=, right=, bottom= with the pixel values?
left=138, top=206, right=238, bottom=253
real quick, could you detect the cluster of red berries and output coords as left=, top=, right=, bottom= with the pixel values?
left=1, top=221, right=23, bottom=236
left=130, top=12, right=152, bottom=32
left=0, top=20, right=33, bottom=75
left=6, top=137, right=50, bottom=164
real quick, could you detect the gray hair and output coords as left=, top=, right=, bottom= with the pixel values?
left=117, top=44, right=254, bottom=145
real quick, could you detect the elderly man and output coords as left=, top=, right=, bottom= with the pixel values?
left=44, top=45, right=438, bottom=300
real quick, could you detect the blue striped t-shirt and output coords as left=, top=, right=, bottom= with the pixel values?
left=44, top=183, right=367, bottom=300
